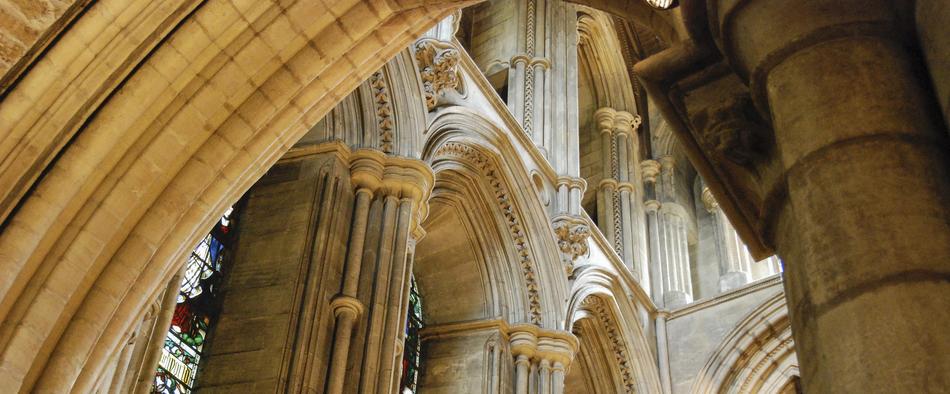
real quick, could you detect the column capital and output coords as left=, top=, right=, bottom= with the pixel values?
left=701, top=186, right=720, bottom=213
left=640, top=159, right=661, bottom=183
left=644, top=199, right=662, bottom=212
left=536, top=330, right=579, bottom=368
left=594, top=107, right=640, bottom=136
left=508, top=324, right=539, bottom=358
left=616, top=182, right=636, bottom=193
left=510, top=54, right=532, bottom=65
left=658, top=155, right=676, bottom=169
left=598, top=178, right=619, bottom=190
left=556, top=176, right=587, bottom=194
left=350, top=149, right=386, bottom=192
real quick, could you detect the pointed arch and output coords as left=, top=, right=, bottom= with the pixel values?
left=420, top=108, right=568, bottom=328
left=0, top=1, right=473, bottom=391
left=691, top=292, right=798, bottom=394
left=565, top=265, right=663, bottom=394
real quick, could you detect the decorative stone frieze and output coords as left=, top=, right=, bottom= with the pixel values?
left=369, top=70, right=395, bottom=153
left=414, top=38, right=461, bottom=111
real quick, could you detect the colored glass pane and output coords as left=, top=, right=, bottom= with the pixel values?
left=153, top=208, right=235, bottom=393
left=400, top=277, right=424, bottom=393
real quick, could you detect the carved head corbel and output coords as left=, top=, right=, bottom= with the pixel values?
left=692, top=93, right=771, bottom=167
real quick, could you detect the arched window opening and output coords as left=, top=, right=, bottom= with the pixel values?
left=400, top=277, right=424, bottom=394
left=153, top=207, right=237, bottom=393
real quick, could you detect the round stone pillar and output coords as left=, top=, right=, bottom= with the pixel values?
left=713, top=0, right=950, bottom=391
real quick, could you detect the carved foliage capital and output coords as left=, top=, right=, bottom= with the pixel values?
left=414, top=38, right=461, bottom=111
left=553, top=216, right=591, bottom=276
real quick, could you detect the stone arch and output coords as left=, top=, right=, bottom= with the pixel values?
left=0, top=1, right=470, bottom=391
left=421, top=108, right=567, bottom=328
left=691, top=292, right=798, bottom=394
left=566, top=0, right=687, bottom=46
left=577, top=9, right=638, bottom=113
left=565, top=266, right=663, bottom=393
left=296, top=48, right=428, bottom=158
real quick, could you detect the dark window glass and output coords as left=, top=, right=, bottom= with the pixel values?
left=400, top=277, right=424, bottom=393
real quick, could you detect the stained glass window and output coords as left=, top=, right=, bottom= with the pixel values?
left=400, top=277, right=424, bottom=394
left=153, top=207, right=236, bottom=393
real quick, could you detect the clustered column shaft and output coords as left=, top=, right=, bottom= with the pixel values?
left=701, top=187, right=780, bottom=292
left=325, top=151, right=432, bottom=394
left=593, top=108, right=646, bottom=280
left=642, top=157, right=692, bottom=307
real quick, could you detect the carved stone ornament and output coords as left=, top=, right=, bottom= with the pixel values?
left=414, top=38, right=461, bottom=111
left=369, top=70, right=394, bottom=153
left=692, top=93, right=769, bottom=166
left=553, top=216, right=591, bottom=277
left=701, top=186, right=719, bottom=213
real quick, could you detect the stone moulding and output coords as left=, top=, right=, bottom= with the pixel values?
left=433, top=141, right=543, bottom=325
left=581, top=297, right=636, bottom=393
left=369, top=70, right=395, bottom=153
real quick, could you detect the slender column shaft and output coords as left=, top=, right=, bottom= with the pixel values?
left=360, top=195, right=400, bottom=394
left=537, top=359, right=551, bottom=394
left=325, top=189, right=373, bottom=394
left=134, top=268, right=184, bottom=394
left=108, top=334, right=136, bottom=394
left=656, top=314, right=672, bottom=394
left=515, top=355, right=530, bottom=394
left=645, top=202, right=664, bottom=303
left=325, top=311, right=357, bottom=394
left=376, top=199, right=415, bottom=391
left=551, top=362, right=565, bottom=394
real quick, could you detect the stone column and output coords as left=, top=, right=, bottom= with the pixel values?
left=325, top=152, right=381, bottom=394
left=593, top=108, right=647, bottom=279
left=347, top=154, right=432, bottom=394
left=711, top=1, right=950, bottom=391
left=646, top=156, right=693, bottom=307
left=655, top=312, right=672, bottom=394
left=702, top=186, right=752, bottom=292
left=194, top=147, right=432, bottom=394
left=508, top=325, right=578, bottom=394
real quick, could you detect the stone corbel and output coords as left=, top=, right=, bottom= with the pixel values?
left=552, top=215, right=591, bottom=277
left=690, top=93, right=770, bottom=167
left=414, top=38, right=462, bottom=111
